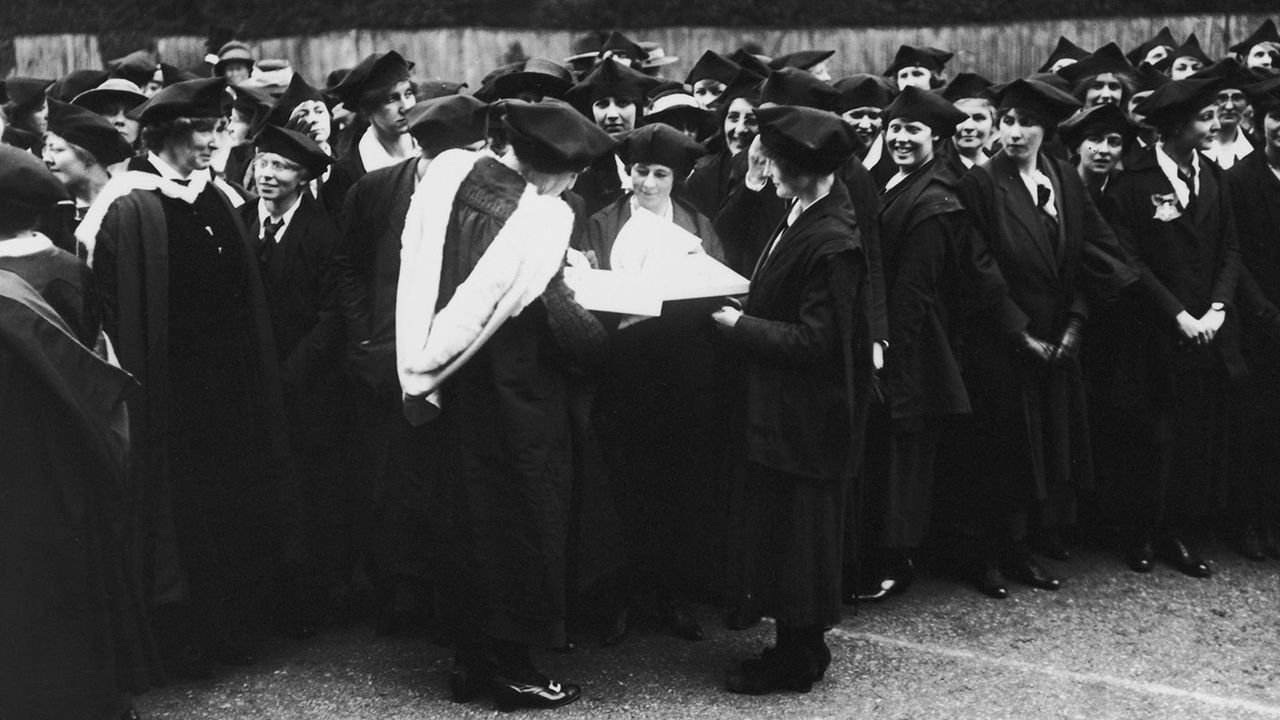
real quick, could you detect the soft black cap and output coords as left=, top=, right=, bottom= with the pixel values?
left=727, top=48, right=774, bottom=80
left=618, top=122, right=707, bottom=177
left=1038, top=36, right=1090, bottom=74
left=685, top=50, right=741, bottom=87
left=755, top=104, right=857, bottom=175
left=47, top=100, right=135, bottom=166
left=770, top=49, right=835, bottom=72
left=1190, top=57, right=1264, bottom=91
left=1229, top=19, right=1280, bottom=55
left=598, top=31, right=647, bottom=64
left=326, top=51, right=414, bottom=108
left=48, top=70, right=110, bottom=103
left=565, top=59, right=662, bottom=110
left=1164, top=33, right=1213, bottom=69
left=833, top=74, right=896, bottom=112
left=130, top=76, right=230, bottom=123
left=1058, top=43, right=1135, bottom=84
left=1057, top=103, right=1139, bottom=148
left=1133, top=77, right=1220, bottom=127
left=759, top=67, right=839, bottom=110
left=253, top=124, right=333, bottom=178
left=939, top=72, right=994, bottom=103
left=994, top=78, right=1083, bottom=123
left=1126, top=26, right=1179, bottom=66
left=884, top=45, right=953, bottom=75
left=882, top=86, right=968, bottom=138
left=4, top=77, right=52, bottom=115
left=0, top=143, right=70, bottom=216
left=493, top=58, right=574, bottom=101
left=1132, top=62, right=1172, bottom=93
left=501, top=99, right=617, bottom=172
left=267, top=72, right=327, bottom=128
left=107, top=49, right=159, bottom=88
left=406, top=93, right=488, bottom=156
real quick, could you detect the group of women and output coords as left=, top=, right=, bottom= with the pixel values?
left=4, top=19, right=1280, bottom=717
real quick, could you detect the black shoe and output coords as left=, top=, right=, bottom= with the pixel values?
left=1031, top=530, right=1072, bottom=561
left=854, top=559, right=916, bottom=602
left=599, top=605, right=628, bottom=647
left=725, top=592, right=760, bottom=630
left=491, top=675, right=581, bottom=711
left=1003, top=553, right=1061, bottom=591
left=726, top=647, right=818, bottom=695
left=975, top=566, right=1008, bottom=599
left=664, top=605, right=705, bottom=642
left=1160, top=537, right=1211, bottom=578
left=1236, top=526, right=1267, bottom=561
left=1125, top=541, right=1155, bottom=573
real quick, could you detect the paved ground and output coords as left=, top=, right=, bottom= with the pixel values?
left=137, top=542, right=1280, bottom=719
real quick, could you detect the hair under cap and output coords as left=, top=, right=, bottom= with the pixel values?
left=617, top=122, right=707, bottom=178
left=755, top=104, right=857, bottom=175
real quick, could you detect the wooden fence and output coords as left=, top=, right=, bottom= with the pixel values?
left=12, top=13, right=1277, bottom=89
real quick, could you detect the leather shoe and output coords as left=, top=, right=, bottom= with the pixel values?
left=664, top=604, right=705, bottom=642
left=975, top=566, right=1008, bottom=599
left=726, top=648, right=817, bottom=695
left=1125, top=541, right=1155, bottom=573
left=1236, top=526, right=1267, bottom=561
left=1160, top=537, right=1211, bottom=578
left=1003, top=554, right=1061, bottom=591
left=725, top=592, right=760, bottom=630
left=491, top=675, right=581, bottom=711
left=854, top=559, right=916, bottom=602
left=599, top=605, right=628, bottom=647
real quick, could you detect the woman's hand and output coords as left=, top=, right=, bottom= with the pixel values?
left=712, top=305, right=742, bottom=328
left=1200, top=307, right=1226, bottom=342
left=1175, top=310, right=1203, bottom=343
left=744, top=136, right=770, bottom=190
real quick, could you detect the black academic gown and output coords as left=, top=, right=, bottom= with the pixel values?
left=581, top=196, right=727, bottom=602
left=1095, top=147, right=1243, bottom=530
left=92, top=158, right=293, bottom=631
left=242, top=194, right=350, bottom=602
left=720, top=180, right=865, bottom=628
left=682, top=147, right=740, bottom=220
left=955, top=150, right=1136, bottom=533
left=0, top=270, right=161, bottom=720
left=572, top=151, right=627, bottom=217
left=1225, top=152, right=1280, bottom=522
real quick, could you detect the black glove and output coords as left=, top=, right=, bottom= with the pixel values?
left=1017, top=330, right=1056, bottom=364
left=1051, top=317, right=1084, bottom=364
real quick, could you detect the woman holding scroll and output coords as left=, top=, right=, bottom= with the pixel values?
left=581, top=122, right=725, bottom=645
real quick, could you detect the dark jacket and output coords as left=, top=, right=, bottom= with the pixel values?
left=682, top=148, right=740, bottom=220
left=330, top=157, right=418, bottom=395
left=722, top=180, right=865, bottom=481
left=571, top=152, right=626, bottom=217
left=1226, top=151, right=1280, bottom=374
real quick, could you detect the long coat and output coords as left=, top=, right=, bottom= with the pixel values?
left=1096, top=146, right=1245, bottom=405
left=682, top=147, right=740, bottom=220
left=1226, top=150, right=1280, bottom=376
left=956, top=150, right=1136, bottom=510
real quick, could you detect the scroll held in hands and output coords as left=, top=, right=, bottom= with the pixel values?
left=564, top=207, right=750, bottom=317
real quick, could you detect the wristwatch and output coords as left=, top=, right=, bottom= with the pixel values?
left=1211, top=302, right=1225, bottom=312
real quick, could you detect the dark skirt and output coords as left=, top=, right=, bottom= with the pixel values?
left=739, top=462, right=847, bottom=628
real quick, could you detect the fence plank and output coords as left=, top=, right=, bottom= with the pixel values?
left=13, top=13, right=1276, bottom=87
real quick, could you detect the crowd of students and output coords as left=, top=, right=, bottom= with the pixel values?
left=3, top=19, right=1280, bottom=717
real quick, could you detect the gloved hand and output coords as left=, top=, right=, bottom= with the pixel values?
left=1017, top=330, right=1057, bottom=364
left=1051, top=317, right=1084, bottom=363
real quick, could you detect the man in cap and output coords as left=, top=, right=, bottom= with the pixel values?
left=395, top=99, right=614, bottom=710
left=1096, top=77, right=1243, bottom=579
left=329, top=93, right=490, bottom=635
left=328, top=51, right=419, bottom=193
left=241, top=125, right=347, bottom=638
left=78, top=75, right=293, bottom=678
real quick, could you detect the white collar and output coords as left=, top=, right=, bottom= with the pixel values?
left=257, top=193, right=304, bottom=242
left=1209, top=128, right=1254, bottom=169
left=358, top=128, right=419, bottom=173
left=629, top=194, right=672, bottom=222
left=1019, top=164, right=1057, bottom=219
left=1156, top=144, right=1201, bottom=208
left=615, top=154, right=633, bottom=191
left=861, top=133, right=883, bottom=170
left=0, top=231, right=55, bottom=258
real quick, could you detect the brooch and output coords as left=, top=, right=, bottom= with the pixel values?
left=1151, top=193, right=1181, bottom=222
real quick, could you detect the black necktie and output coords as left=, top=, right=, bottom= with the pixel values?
left=1036, top=184, right=1059, bottom=242
left=1177, top=166, right=1196, bottom=208
left=260, top=217, right=283, bottom=266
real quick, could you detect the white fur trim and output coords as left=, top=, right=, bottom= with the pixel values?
left=0, top=232, right=54, bottom=257
left=78, top=171, right=206, bottom=267
left=395, top=149, right=573, bottom=421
